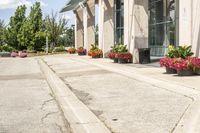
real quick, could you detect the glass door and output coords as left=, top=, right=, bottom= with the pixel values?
left=149, top=0, right=176, bottom=56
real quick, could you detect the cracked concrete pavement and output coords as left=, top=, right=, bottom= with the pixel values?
left=43, top=54, right=200, bottom=133
left=0, top=58, right=70, bottom=133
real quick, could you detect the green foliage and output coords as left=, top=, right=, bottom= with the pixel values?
left=34, top=31, right=46, bottom=51
left=53, top=45, right=65, bottom=52
left=0, top=44, right=15, bottom=52
left=111, top=44, right=128, bottom=53
left=0, top=19, right=6, bottom=45
left=177, top=45, right=194, bottom=59
left=45, top=12, right=68, bottom=47
left=57, top=26, right=74, bottom=47
left=166, top=45, right=179, bottom=58
left=17, top=2, right=43, bottom=51
left=6, top=2, right=44, bottom=51
left=166, top=45, right=194, bottom=59
left=7, top=5, right=26, bottom=50
left=28, top=2, right=43, bottom=50
left=90, top=44, right=99, bottom=51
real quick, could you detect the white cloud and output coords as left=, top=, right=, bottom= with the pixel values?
left=0, top=0, right=46, bottom=10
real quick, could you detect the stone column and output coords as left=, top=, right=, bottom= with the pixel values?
left=191, top=0, right=200, bottom=57
left=124, top=0, right=135, bottom=51
left=83, top=7, right=88, bottom=49
left=178, top=0, right=192, bottom=46
left=124, top=0, right=148, bottom=63
left=98, top=0, right=104, bottom=50
left=102, top=0, right=115, bottom=57
left=75, top=9, right=84, bottom=49
left=99, top=0, right=114, bottom=57
left=86, top=0, right=96, bottom=50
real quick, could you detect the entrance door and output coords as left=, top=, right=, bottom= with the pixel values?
left=149, top=0, right=176, bottom=56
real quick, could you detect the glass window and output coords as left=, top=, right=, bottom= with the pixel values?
left=115, top=0, right=124, bottom=44
left=149, top=0, right=176, bottom=56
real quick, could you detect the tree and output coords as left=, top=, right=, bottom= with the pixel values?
left=0, top=19, right=6, bottom=45
left=28, top=2, right=43, bottom=50
left=7, top=5, right=26, bottom=50
left=45, top=12, right=68, bottom=47
left=17, top=2, right=44, bottom=51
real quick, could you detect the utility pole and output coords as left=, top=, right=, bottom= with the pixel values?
left=45, top=30, right=48, bottom=54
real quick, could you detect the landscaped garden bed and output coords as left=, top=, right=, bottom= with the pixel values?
left=160, top=45, right=200, bottom=76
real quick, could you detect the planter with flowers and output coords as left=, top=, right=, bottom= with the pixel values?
left=88, top=44, right=103, bottom=58
left=172, top=57, right=195, bottom=76
left=116, top=52, right=132, bottom=64
left=77, top=47, right=87, bottom=56
left=108, top=44, right=133, bottom=64
left=116, top=45, right=132, bottom=64
left=68, top=47, right=76, bottom=54
left=190, top=57, right=200, bottom=75
left=160, top=57, right=177, bottom=74
left=108, top=45, right=120, bottom=63
left=160, top=45, right=194, bottom=74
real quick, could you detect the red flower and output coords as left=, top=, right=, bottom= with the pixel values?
left=108, top=52, right=116, bottom=59
left=116, top=52, right=132, bottom=60
left=160, top=57, right=175, bottom=68
left=77, top=47, right=87, bottom=54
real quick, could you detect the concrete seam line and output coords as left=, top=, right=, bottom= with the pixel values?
left=38, top=58, right=111, bottom=133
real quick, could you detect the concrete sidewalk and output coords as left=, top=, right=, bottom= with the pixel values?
left=43, top=54, right=200, bottom=133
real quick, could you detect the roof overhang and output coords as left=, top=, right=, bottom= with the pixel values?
left=60, top=0, right=87, bottom=13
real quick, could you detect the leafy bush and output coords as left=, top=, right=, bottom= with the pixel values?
left=0, top=44, right=15, bottom=52
left=53, top=46, right=65, bottom=52
left=166, top=45, right=194, bottom=59
left=27, top=46, right=36, bottom=53
left=117, top=44, right=128, bottom=53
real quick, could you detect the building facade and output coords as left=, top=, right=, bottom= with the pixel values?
left=61, top=0, right=200, bottom=62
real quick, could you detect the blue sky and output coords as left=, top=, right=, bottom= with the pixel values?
left=0, top=0, right=75, bottom=26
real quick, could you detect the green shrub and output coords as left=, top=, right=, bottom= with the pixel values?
left=27, top=46, right=36, bottom=53
left=1, top=44, right=15, bottom=52
left=53, top=46, right=65, bottom=52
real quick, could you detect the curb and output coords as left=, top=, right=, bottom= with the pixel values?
left=38, top=59, right=111, bottom=133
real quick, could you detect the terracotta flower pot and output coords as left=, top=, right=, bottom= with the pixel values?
left=165, top=67, right=177, bottom=74
left=177, top=70, right=195, bottom=76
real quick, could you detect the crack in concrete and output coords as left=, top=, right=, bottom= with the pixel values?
left=41, top=111, right=59, bottom=123
left=40, top=98, right=54, bottom=110
left=55, top=123, right=65, bottom=133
